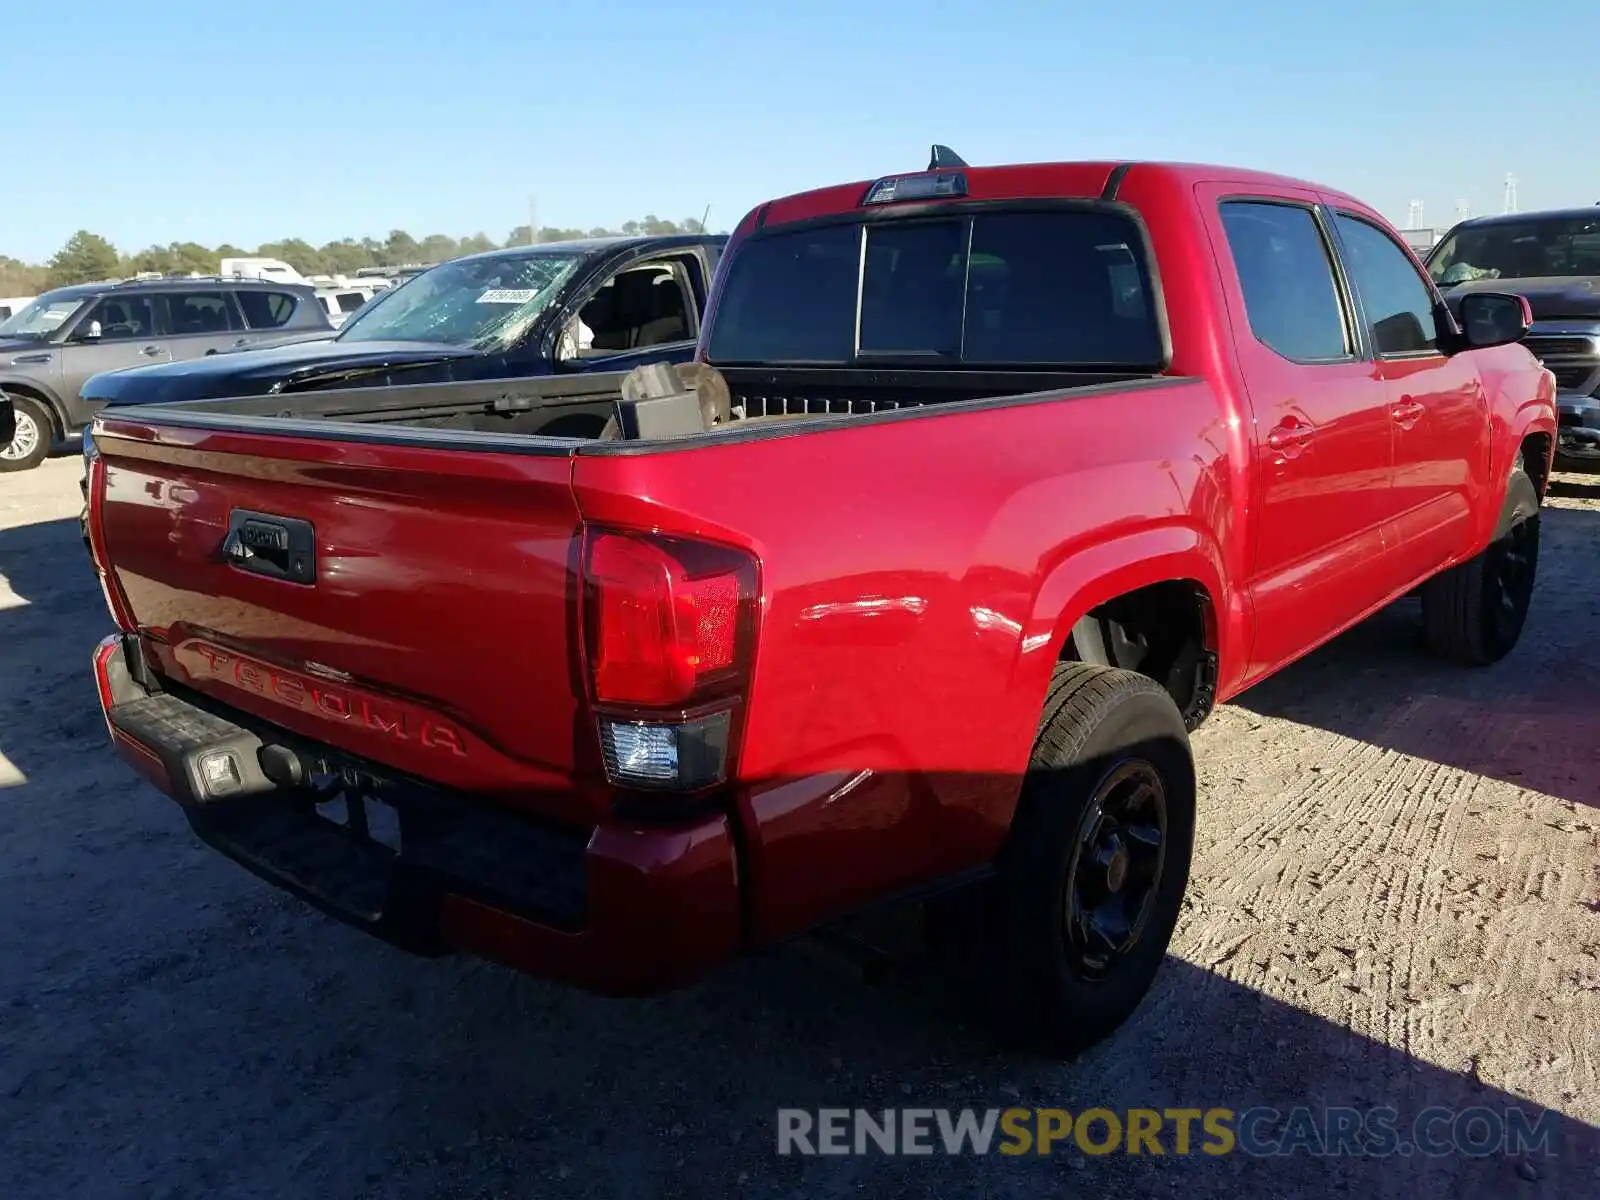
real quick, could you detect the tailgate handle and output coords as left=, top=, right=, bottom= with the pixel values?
left=222, top=510, right=317, bottom=585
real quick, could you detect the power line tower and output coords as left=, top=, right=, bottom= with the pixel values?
left=1407, top=199, right=1425, bottom=228
left=1503, top=173, right=1518, bottom=214
left=1455, top=199, right=1470, bottom=222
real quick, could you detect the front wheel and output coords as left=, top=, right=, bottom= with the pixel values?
left=1420, top=465, right=1540, bottom=665
left=992, top=662, right=1196, bottom=1056
left=0, top=394, right=51, bottom=472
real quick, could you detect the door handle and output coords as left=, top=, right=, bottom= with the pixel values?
left=1391, top=397, right=1426, bottom=426
left=1267, top=417, right=1316, bottom=459
left=140, top=344, right=163, bottom=356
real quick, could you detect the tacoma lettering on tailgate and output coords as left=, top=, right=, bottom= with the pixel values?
left=175, top=640, right=468, bottom=757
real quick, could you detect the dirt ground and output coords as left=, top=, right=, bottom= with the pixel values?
left=1, top=455, right=1597, bottom=1199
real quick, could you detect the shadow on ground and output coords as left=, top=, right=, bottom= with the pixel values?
left=0, top=516, right=106, bottom=789
left=1549, top=476, right=1600, bottom=503
left=1232, top=502, right=1600, bottom=811
left=1, top=504, right=1595, bottom=1200
left=2, top=904, right=1595, bottom=1199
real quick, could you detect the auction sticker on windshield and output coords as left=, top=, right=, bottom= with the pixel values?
left=476, top=288, right=539, bottom=304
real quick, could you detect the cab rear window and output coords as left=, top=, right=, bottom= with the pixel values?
left=705, top=209, right=1162, bottom=368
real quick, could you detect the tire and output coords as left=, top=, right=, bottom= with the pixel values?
left=1420, top=465, right=1540, bottom=666
left=0, top=394, right=51, bottom=472
left=992, top=662, right=1196, bottom=1056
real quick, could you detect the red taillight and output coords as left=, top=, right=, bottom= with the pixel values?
left=582, top=528, right=759, bottom=793
left=93, top=634, right=122, bottom=716
left=584, top=529, right=755, bottom=709
left=87, top=451, right=138, bottom=632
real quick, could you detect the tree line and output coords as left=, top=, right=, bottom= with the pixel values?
left=0, top=216, right=717, bottom=294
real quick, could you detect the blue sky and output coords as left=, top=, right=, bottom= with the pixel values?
left=9, top=0, right=1592, bottom=263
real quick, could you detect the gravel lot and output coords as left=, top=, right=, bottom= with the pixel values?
left=2, top=455, right=1597, bottom=1199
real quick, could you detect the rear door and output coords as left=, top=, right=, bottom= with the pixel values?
left=1326, top=209, right=1490, bottom=576
left=1201, top=188, right=1398, bottom=677
left=60, top=294, right=173, bottom=401
left=158, top=289, right=251, bottom=362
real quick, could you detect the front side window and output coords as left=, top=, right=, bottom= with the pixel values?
left=1219, top=201, right=1350, bottom=363
left=0, top=294, right=88, bottom=339
left=336, top=251, right=582, bottom=350
left=705, top=209, right=1163, bottom=368
left=563, top=262, right=695, bottom=359
left=1334, top=214, right=1438, bottom=355
left=83, top=295, right=160, bottom=340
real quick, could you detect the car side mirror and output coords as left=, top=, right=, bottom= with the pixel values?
left=79, top=320, right=103, bottom=341
left=1457, top=291, right=1532, bottom=350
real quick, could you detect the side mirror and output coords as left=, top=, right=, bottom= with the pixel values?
left=79, top=320, right=103, bottom=341
left=1457, top=291, right=1532, bottom=350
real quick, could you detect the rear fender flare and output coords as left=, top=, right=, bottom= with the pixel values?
left=1014, top=523, right=1229, bottom=701
left=1492, top=460, right=1541, bottom=540
left=1475, top=404, right=1555, bottom=548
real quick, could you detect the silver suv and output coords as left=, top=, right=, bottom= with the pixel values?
left=0, top=275, right=333, bottom=471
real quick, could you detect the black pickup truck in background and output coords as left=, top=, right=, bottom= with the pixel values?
left=1425, top=206, right=1600, bottom=470
left=78, top=233, right=727, bottom=440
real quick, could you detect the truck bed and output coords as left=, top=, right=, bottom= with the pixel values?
left=115, top=364, right=1164, bottom=450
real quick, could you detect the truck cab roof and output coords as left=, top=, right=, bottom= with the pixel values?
left=743, top=159, right=1380, bottom=232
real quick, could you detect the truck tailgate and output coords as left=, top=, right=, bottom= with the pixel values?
left=93, top=420, right=598, bottom=823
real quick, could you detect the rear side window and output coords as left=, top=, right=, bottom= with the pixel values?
left=161, top=291, right=241, bottom=334
left=1333, top=214, right=1439, bottom=355
left=1219, top=202, right=1349, bottom=362
left=336, top=291, right=366, bottom=313
left=236, top=290, right=299, bottom=329
left=705, top=209, right=1163, bottom=368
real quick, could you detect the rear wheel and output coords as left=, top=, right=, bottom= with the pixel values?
left=1420, top=465, right=1540, bottom=665
left=0, top=394, right=50, bottom=472
left=992, top=662, right=1196, bottom=1056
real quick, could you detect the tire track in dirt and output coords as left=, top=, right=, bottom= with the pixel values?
left=6, top=459, right=1600, bottom=1200
left=1177, top=484, right=1600, bottom=1140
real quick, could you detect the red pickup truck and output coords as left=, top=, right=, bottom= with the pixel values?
left=87, top=154, right=1555, bottom=1053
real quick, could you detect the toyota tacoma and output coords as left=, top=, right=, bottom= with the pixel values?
left=86, top=152, right=1554, bottom=1053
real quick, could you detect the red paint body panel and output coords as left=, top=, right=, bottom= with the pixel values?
left=92, top=160, right=1557, bottom=992
left=94, top=422, right=610, bottom=826
left=440, top=815, right=743, bottom=998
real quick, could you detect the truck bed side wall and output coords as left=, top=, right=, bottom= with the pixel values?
left=572, top=371, right=1241, bottom=943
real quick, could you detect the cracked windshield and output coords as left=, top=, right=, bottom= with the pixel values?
left=335, top=250, right=581, bottom=348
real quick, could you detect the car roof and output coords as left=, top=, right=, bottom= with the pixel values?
left=449, top=232, right=728, bottom=265
left=1445, top=206, right=1600, bottom=230
left=747, top=159, right=1385, bottom=230
left=36, top=276, right=315, bottom=304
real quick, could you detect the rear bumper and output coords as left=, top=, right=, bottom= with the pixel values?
left=93, top=634, right=743, bottom=996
